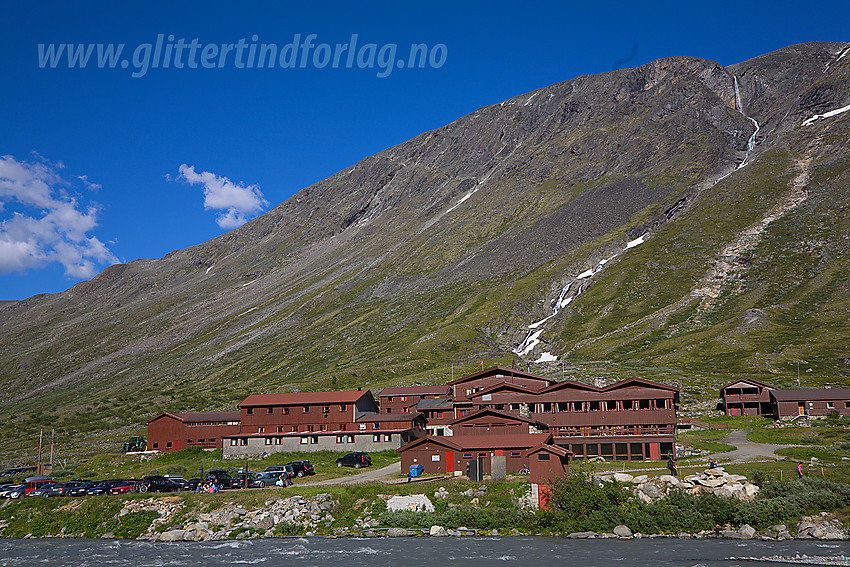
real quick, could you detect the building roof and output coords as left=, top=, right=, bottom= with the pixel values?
left=770, top=389, right=850, bottom=402
left=379, top=385, right=452, bottom=397
left=448, top=366, right=556, bottom=387
left=449, top=407, right=541, bottom=427
left=523, top=442, right=573, bottom=458
left=417, top=398, right=454, bottom=410
left=469, top=382, right=545, bottom=398
left=602, top=377, right=680, bottom=393
left=397, top=432, right=552, bottom=453
left=146, top=410, right=240, bottom=425
left=238, top=390, right=374, bottom=407
left=720, top=377, right=776, bottom=391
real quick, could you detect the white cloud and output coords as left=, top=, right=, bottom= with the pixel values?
left=0, top=155, right=118, bottom=278
left=177, top=164, right=268, bottom=229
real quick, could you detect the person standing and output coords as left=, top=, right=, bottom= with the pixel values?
left=798, top=463, right=804, bottom=478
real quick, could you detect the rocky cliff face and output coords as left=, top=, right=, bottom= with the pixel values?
left=1, top=41, right=849, bottom=448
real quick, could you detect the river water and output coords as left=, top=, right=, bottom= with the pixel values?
left=1, top=537, right=849, bottom=566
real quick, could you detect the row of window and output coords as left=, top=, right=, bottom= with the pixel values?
left=487, top=399, right=673, bottom=412
left=255, top=422, right=384, bottom=434
left=229, top=434, right=395, bottom=446
left=186, top=421, right=239, bottom=427
left=568, top=441, right=675, bottom=461
left=246, top=405, right=348, bottom=415
left=553, top=424, right=676, bottom=436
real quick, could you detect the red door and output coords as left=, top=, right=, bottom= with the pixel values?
left=446, top=451, right=455, bottom=473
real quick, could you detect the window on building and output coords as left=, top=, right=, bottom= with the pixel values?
left=845, top=402, right=850, bottom=409
left=323, top=406, right=330, bottom=413
left=359, top=424, right=366, bottom=430
left=277, top=426, right=283, bottom=433
left=537, top=453, right=550, bottom=461
left=373, top=423, right=380, bottom=430
left=339, top=405, right=346, bottom=412
left=229, top=440, right=236, bottom=446
left=373, top=434, right=381, bottom=442
left=267, top=407, right=273, bottom=414
left=463, top=453, right=473, bottom=458
left=386, top=397, right=393, bottom=402
left=400, top=396, right=406, bottom=401
left=291, top=425, right=298, bottom=432
left=275, top=438, right=283, bottom=445
left=240, top=438, right=248, bottom=446
left=246, top=408, right=253, bottom=415
left=337, top=435, right=344, bottom=443
left=511, top=451, right=521, bottom=457
left=283, top=407, right=289, bottom=415
left=300, top=437, right=309, bottom=444
left=386, top=407, right=392, bottom=414
left=303, top=405, right=310, bottom=413
left=310, top=436, right=318, bottom=444
left=827, top=402, right=835, bottom=409
left=384, top=434, right=392, bottom=442
left=321, top=424, right=328, bottom=431
left=258, top=427, right=264, bottom=433
left=265, top=437, right=273, bottom=445
left=152, top=442, right=159, bottom=449
left=347, top=435, right=355, bottom=443
left=166, top=442, right=172, bottom=449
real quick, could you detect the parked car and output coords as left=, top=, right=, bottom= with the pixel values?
left=26, top=483, right=57, bottom=497
left=186, top=478, right=203, bottom=492
left=87, top=479, right=125, bottom=496
left=287, top=460, right=315, bottom=477
left=136, top=476, right=181, bottom=493
left=251, top=469, right=290, bottom=488
left=66, top=481, right=100, bottom=497
left=205, top=470, right=233, bottom=489
left=163, top=475, right=189, bottom=490
left=230, top=473, right=254, bottom=489
left=336, top=452, right=371, bottom=469
left=24, top=476, right=55, bottom=495
left=109, top=480, right=142, bottom=495
left=48, top=480, right=88, bottom=497
left=0, top=484, right=25, bottom=498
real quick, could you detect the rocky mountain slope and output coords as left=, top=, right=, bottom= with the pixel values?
left=1, top=41, right=849, bottom=448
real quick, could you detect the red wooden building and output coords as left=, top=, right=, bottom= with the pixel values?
left=146, top=410, right=241, bottom=452
left=720, top=378, right=776, bottom=416
left=524, top=443, right=572, bottom=484
left=222, top=389, right=425, bottom=458
left=398, top=432, right=554, bottom=476
left=379, top=385, right=452, bottom=415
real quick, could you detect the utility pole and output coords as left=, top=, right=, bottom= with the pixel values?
left=37, top=428, right=43, bottom=475
left=49, top=428, right=55, bottom=473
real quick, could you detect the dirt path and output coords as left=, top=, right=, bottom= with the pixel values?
left=297, top=462, right=401, bottom=487
left=706, top=429, right=803, bottom=463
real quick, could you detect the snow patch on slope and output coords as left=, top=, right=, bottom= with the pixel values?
left=802, top=103, right=850, bottom=126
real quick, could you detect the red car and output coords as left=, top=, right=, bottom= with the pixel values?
left=109, top=479, right=141, bottom=495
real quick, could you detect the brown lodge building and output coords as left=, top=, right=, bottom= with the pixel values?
left=720, top=378, right=850, bottom=419
left=147, top=367, right=680, bottom=471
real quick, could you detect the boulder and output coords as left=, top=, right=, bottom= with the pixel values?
left=738, top=524, right=757, bottom=540
left=632, top=475, right=649, bottom=484
left=567, top=532, right=597, bottom=539
left=640, top=484, right=662, bottom=499
left=387, top=528, right=414, bottom=537
left=657, top=475, right=678, bottom=484
left=613, top=525, right=633, bottom=538
left=429, top=525, right=448, bottom=537
left=160, top=530, right=187, bottom=542
left=613, top=473, right=634, bottom=483
left=386, top=494, right=434, bottom=513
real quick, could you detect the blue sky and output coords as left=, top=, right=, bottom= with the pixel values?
left=1, top=1, right=847, bottom=300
